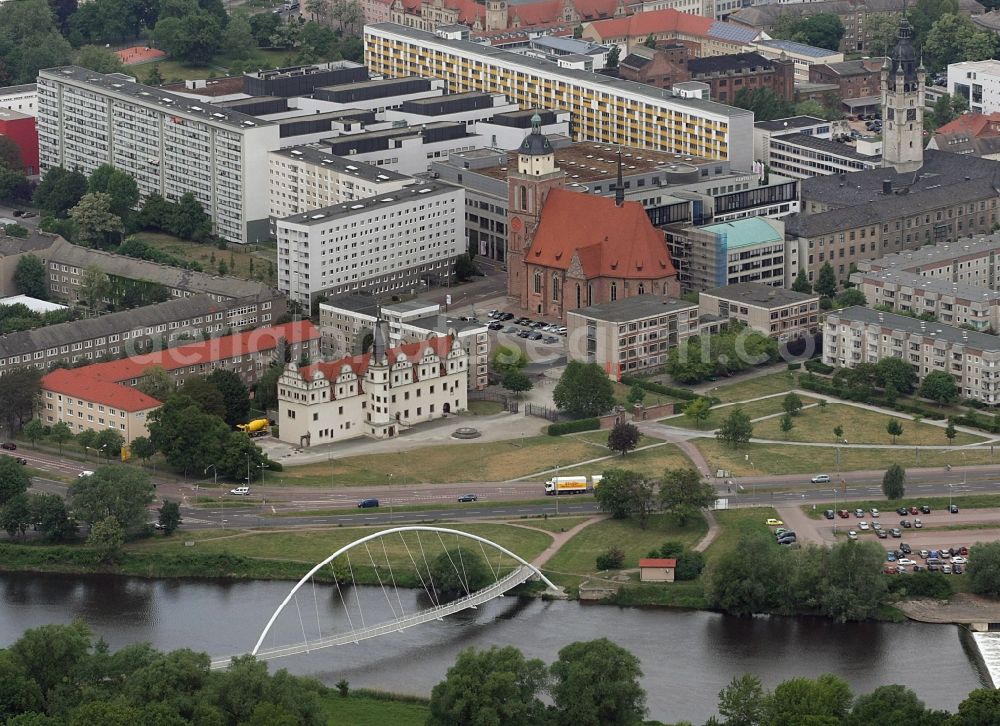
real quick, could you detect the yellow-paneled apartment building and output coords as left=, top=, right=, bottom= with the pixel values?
left=363, top=23, right=754, bottom=170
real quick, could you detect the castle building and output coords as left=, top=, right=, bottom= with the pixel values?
left=507, top=115, right=679, bottom=319
left=276, top=319, right=468, bottom=447
left=880, top=17, right=924, bottom=173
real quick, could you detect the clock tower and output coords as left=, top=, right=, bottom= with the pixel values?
left=881, top=16, right=925, bottom=173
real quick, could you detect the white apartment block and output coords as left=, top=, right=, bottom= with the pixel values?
left=363, top=23, right=755, bottom=170
left=319, top=296, right=489, bottom=389
left=700, top=282, right=821, bottom=342
left=323, top=122, right=486, bottom=176
left=267, top=146, right=414, bottom=223
left=277, top=331, right=468, bottom=446
left=276, top=180, right=465, bottom=306
left=36, top=67, right=281, bottom=244
left=948, top=60, right=1000, bottom=115
left=824, top=306, right=1000, bottom=404
left=0, top=84, right=37, bottom=116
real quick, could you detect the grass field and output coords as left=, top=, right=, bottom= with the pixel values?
left=694, top=439, right=1000, bottom=477
left=320, top=692, right=428, bottom=725
left=129, top=523, right=552, bottom=573
left=466, top=400, right=504, bottom=415
left=130, top=232, right=277, bottom=285
left=145, top=60, right=224, bottom=82
left=611, top=381, right=678, bottom=408
left=558, top=443, right=693, bottom=479
left=706, top=371, right=800, bottom=403
left=275, top=435, right=603, bottom=486
left=511, top=516, right=593, bottom=533
left=752, top=403, right=985, bottom=446
left=702, top=507, right=780, bottom=565
left=670, top=394, right=820, bottom=431
left=542, top=512, right=707, bottom=583
left=570, top=430, right=662, bottom=448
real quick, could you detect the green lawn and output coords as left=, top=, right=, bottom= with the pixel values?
left=752, top=403, right=984, bottom=446
left=570, top=430, right=662, bottom=448
left=129, top=232, right=276, bottom=285
left=129, top=523, right=552, bottom=573
left=320, top=692, right=429, bottom=725
left=703, top=507, right=780, bottom=565
left=611, top=381, right=679, bottom=408
left=511, top=516, right=593, bottom=533
left=542, top=512, right=707, bottom=583
left=465, top=400, right=504, bottom=415
left=146, top=60, right=225, bottom=83
left=558, top=443, right=693, bottom=479
left=276, top=435, right=600, bottom=486
left=695, top=439, right=1000, bottom=477
left=706, top=371, right=800, bottom=403
left=670, top=394, right=820, bottom=430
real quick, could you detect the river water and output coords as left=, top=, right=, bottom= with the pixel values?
left=0, top=572, right=989, bottom=724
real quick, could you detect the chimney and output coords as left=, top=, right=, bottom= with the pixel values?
left=882, top=179, right=892, bottom=195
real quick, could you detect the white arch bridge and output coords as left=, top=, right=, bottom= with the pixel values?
left=210, top=526, right=560, bottom=669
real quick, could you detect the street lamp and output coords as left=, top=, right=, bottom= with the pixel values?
left=204, top=464, right=217, bottom=489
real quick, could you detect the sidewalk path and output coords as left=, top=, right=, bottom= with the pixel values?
left=531, top=515, right=607, bottom=569
left=693, top=509, right=720, bottom=552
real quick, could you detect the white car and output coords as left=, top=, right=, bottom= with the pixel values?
left=858, top=521, right=870, bottom=530
left=872, top=522, right=883, bottom=530
left=78, top=470, right=94, bottom=478
left=870, top=508, right=880, bottom=518
left=914, top=518, right=923, bottom=528
left=811, top=474, right=831, bottom=483
left=951, top=556, right=968, bottom=564
left=897, top=558, right=916, bottom=566
left=848, top=530, right=858, bottom=540
left=230, top=486, right=250, bottom=496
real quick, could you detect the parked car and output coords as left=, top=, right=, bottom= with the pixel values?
left=838, top=509, right=850, bottom=518
left=811, top=474, right=831, bottom=483
left=870, top=508, right=880, bottom=518
left=824, top=509, right=835, bottom=519
left=15, top=457, right=26, bottom=465
left=499, top=312, right=515, bottom=321
left=872, top=522, right=882, bottom=531
left=0, top=442, right=16, bottom=450
left=765, top=518, right=783, bottom=526
left=543, top=336, right=559, bottom=344
left=900, top=519, right=912, bottom=528
left=951, top=556, right=967, bottom=565
left=887, top=551, right=897, bottom=562
left=919, top=550, right=929, bottom=559
left=960, top=546, right=969, bottom=556
left=457, top=493, right=478, bottom=503
left=896, top=507, right=908, bottom=516
left=942, top=564, right=953, bottom=574
left=517, top=330, right=531, bottom=338
left=897, top=558, right=916, bottom=566
left=900, top=543, right=912, bottom=554
left=504, top=326, right=518, bottom=334
left=883, top=564, right=898, bottom=574
left=230, top=486, right=250, bottom=496
left=78, top=470, right=94, bottom=478
left=913, top=518, right=923, bottom=528
left=527, top=331, right=543, bottom=341
left=855, top=508, right=865, bottom=518
left=488, top=321, right=504, bottom=331
left=890, top=528, right=902, bottom=538
left=876, top=529, right=888, bottom=539
left=859, top=521, right=870, bottom=530
left=909, top=506, right=919, bottom=515
left=358, top=498, right=380, bottom=508
left=848, top=530, right=858, bottom=540
left=920, top=505, right=931, bottom=514
left=952, top=564, right=964, bottom=574
left=949, top=504, right=960, bottom=513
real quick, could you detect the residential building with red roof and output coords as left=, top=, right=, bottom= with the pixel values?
left=507, top=119, right=679, bottom=320
left=387, top=0, right=639, bottom=33
left=277, top=320, right=467, bottom=446
left=39, top=321, right=320, bottom=440
left=927, top=113, right=1000, bottom=160
left=581, top=8, right=763, bottom=56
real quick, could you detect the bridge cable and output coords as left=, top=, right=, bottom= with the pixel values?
left=311, top=578, right=323, bottom=639
left=293, top=593, right=310, bottom=653
left=415, top=530, right=442, bottom=607
left=364, top=540, right=401, bottom=620
left=435, top=530, right=471, bottom=596
left=398, top=530, right=438, bottom=606
left=381, top=537, right=407, bottom=619
left=344, top=550, right=367, bottom=631
left=329, top=561, right=359, bottom=640
left=455, top=535, right=472, bottom=596
left=477, top=540, right=500, bottom=581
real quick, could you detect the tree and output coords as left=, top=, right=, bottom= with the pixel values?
left=206, top=369, right=251, bottom=427
left=492, top=345, right=528, bottom=375
left=0, top=167, right=30, bottom=204
left=1, top=492, right=32, bottom=538
left=683, top=397, right=713, bottom=428
left=931, top=92, right=959, bottom=129
left=643, top=33, right=657, bottom=48
left=719, top=673, right=766, bottom=726
left=453, top=253, right=478, bottom=281
left=178, top=377, right=226, bottom=420
left=94, top=428, right=125, bottom=460
left=170, top=192, right=211, bottom=240
left=501, top=369, right=533, bottom=396
left=7, top=620, right=91, bottom=696
left=0, top=366, right=41, bottom=434
left=707, top=531, right=779, bottom=615
left=846, top=684, right=947, bottom=726
left=791, top=268, right=813, bottom=294
left=19, top=419, right=43, bottom=450
left=68, top=465, right=155, bottom=531
left=145, top=64, right=164, bottom=86
left=945, top=419, right=957, bottom=444
left=75, top=45, right=125, bottom=74
left=863, top=12, right=902, bottom=55
left=967, top=540, right=1000, bottom=596
left=772, top=13, right=845, bottom=50
left=136, top=365, right=174, bottom=402
left=884, top=381, right=898, bottom=406
left=952, top=688, right=1000, bottom=726
left=222, top=9, right=255, bottom=60
left=421, top=546, right=490, bottom=599
left=765, top=674, right=852, bottom=724
left=607, top=421, right=639, bottom=456
left=779, top=413, right=794, bottom=438
left=659, top=467, right=715, bottom=525
left=12, top=255, right=47, bottom=300
left=716, top=408, right=752, bottom=448
left=782, top=392, right=803, bottom=417
left=815, top=261, right=837, bottom=298
left=69, top=193, right=122, bottom=249
left=427, top=646, right=548, bottom=726
left=87, top=164, right=139, bottom=220
left=885, top=419, right=903, bottom=444
left=594, top=468, right=656, bottom=526
left=626, top=384, right=646, bottom=406
left=606, top=45, right=620, bottom=68
left=130, top=435, right=156, bottom=465
left=157, top=500, right=182, bottom=535
left=0, top=454, right=31, bottom=506
left=924, top=13, right=998, bottom=71
left=0, top=136, right=23, bottom=172
left=732, top=87, right=793, bottom=122
left=550, top=639, right=646, bottom=726
left=919, top=370, right=959, bottom=404
left=882, top=462, right=906, bottom=500
left=0, top=0, right=73, bottom=84
left=874, top=357, right=917, bottom=394
left=833, top=424, right=844, bottom=441
left=153, top=12, right=222, bottom=65
left=822, top=540, right=887, bottom=621
left=836, top=288, right=867, bottom=308
left=87, top=515, right=126, bottom=562
left=33, top=167, right=87, bottom=218
left=553, top=360, right=615, bottom=419
left=30, top=492, right=77, bottom=541
left=49, top=421, right=73, bottom=454
left=252, top=363, right=285, bottom=412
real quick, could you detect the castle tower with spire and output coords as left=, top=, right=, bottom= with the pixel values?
left=506, top=113, right=565, bottom=301
left=881, top=15, right=925, bottom=173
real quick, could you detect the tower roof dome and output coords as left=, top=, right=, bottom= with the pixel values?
left=888, top=17, right=919, bottom=89
left=519, top=112, right=552, bottom=156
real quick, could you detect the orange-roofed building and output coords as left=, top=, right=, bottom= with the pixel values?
left=582, top=8, right=763, bottom=56
left=507, top=118, right=678, bottom=320
left=387, top=0, right=639, bottom=33
left=39, top=321, right=321, bottom=439
left=277, top=319, right=467, bottom=447
left=639, top=558, right=677, bottom=581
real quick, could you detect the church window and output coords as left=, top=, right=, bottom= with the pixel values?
left=611, top=282, right=618, bottom=302
left=637, top=282, right=645, bottom=295
left=520, top=186, right=527, bottom=211
left=552, top=274, right=559, bottom=301
left=576, top=284, right=581, bottom=308
left=533, top=271, right=542, bottom=294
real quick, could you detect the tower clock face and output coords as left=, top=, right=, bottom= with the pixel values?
left=511, top=216, right=523, bottom=232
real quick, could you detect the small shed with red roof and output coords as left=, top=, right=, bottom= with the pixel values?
left=639, top=558, right=677, bottom=582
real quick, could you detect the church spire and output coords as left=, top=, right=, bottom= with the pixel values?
left=615, top=146, right=624, bottom=207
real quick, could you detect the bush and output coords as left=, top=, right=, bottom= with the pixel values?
left=548, top=418, right=601, bottom=436
left=787, top=362, right=802, bottom=371
left=887, top=570, right=953, bottom=599
left=675, top=550, right=705, bottom=581
left=620, top=376, right=698, bottom=401
left=266, top=460, right=283, bottom=471
left=804, top=359, right=834, bottom=375
left=596, top=547, right=625, bottom=570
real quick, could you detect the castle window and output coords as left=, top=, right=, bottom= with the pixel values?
left=611, top=282, right=618, bottom=302
left=552, top=273, right=559, bottom=301
left=533, top=270, right=542, bottom=294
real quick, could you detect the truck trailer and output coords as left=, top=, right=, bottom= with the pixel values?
left=544, top=475, right=603, bottom=495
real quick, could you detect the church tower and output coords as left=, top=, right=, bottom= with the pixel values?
left=881, top=16, right=924, bottom=173
left=506, top=114, right=565, bottom=302
left=486, top=0, right=507, bottom=31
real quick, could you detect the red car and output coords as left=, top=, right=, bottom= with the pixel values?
left=0, top=442, right=16, bottom=450
left=838, top=510, right=850, bottom=519
left=883, top=565, right=899, bottom=575
left=909, top=506, right=919, bottom=515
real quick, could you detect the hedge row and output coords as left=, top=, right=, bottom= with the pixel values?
left=620, top=376, right=698, bottom=401
left=804, top=359, right=834, bottom=375
left=548, top=418, right=601, bottom=436
left=799, top=376, right=947, bottom=421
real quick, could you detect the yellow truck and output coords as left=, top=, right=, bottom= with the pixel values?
left=236, top=418, right=270, bottom=437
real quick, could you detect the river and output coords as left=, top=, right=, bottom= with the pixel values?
left=0, top=572, right=989, bottom=724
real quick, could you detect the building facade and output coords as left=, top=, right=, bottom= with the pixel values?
left=582, top=9, right=763, bottom=56
left=277, top=325, right=468, bottom=446
left=700, top=282, right=820, bottom=342
left=751, top=39, right=843, bottom=82
left=36, top=67, right=281, bottom=244
left=276, top=180, right=464, bottom=306
left=0, top=109, right=38, bottom=175
left=823, top=306, right=1000, bottom=404
left=0, top=84, right=36, bottom=116
left=948, top=59, right=1000, bottom=115
left=566, top=296, right=698, bottom=377
left=364, top=23, right=755, bottom=169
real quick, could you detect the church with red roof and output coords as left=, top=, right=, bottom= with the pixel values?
left=387, top=0, right=638, bottom=33
left=506, top=117, right=679, bottom=321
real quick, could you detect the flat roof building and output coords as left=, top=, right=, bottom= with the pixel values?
left=666, top=217, right=790, bottom=291
left=700, top=281, right=820, bottom=342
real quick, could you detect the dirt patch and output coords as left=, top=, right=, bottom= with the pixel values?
left=897, top=593, right=1000, bottom=624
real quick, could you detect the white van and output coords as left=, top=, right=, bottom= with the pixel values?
left=230, top=486, right=250, bottom=496
left=78, top=470, right=94, bottom=478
